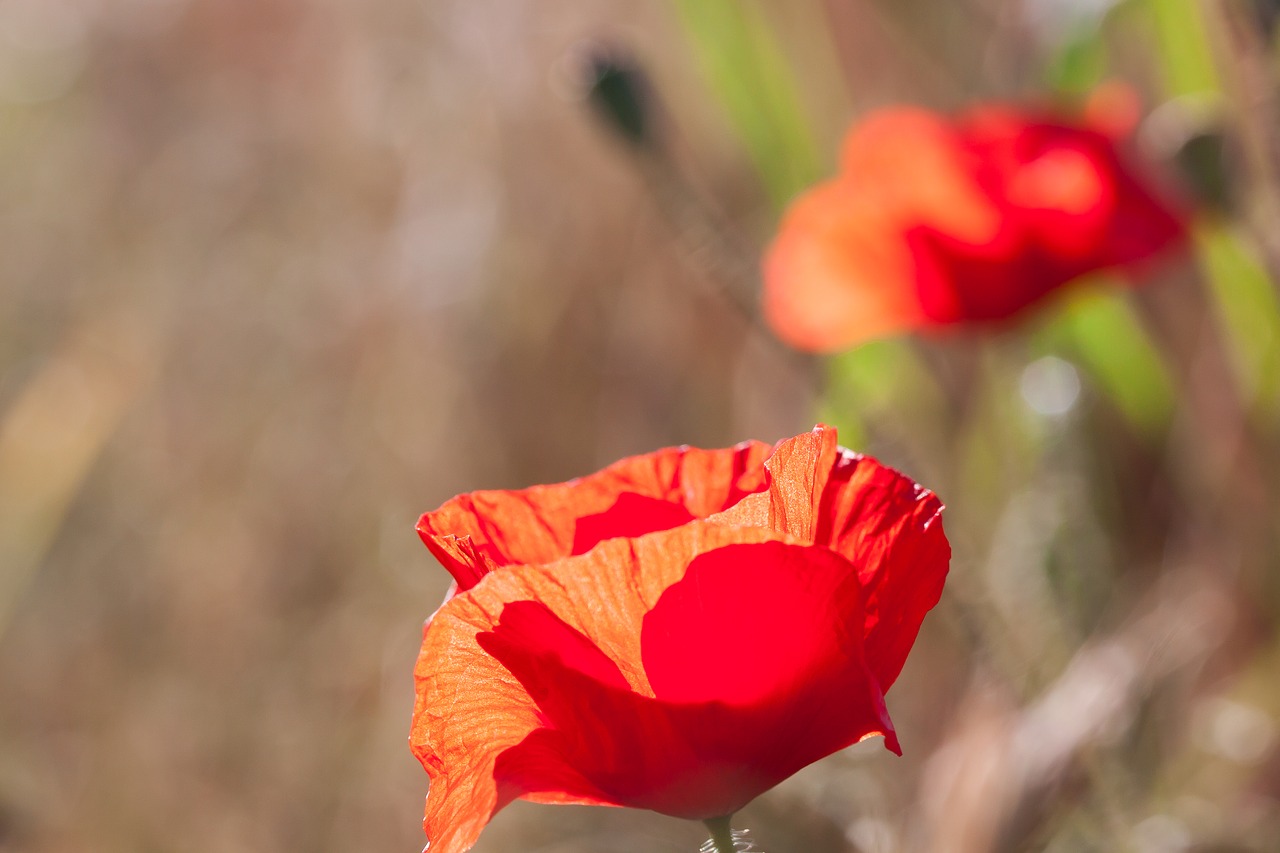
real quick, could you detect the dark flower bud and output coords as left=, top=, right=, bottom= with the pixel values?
left=581, top=48, right=653, bottom=147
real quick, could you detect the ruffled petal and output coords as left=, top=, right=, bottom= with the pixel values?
left=412, top=522, right=765, bottom=851
left=716, top=427, right=949, bottom=692
left=412, top=521, right=895, bottom=848
left=411, top=592, right=623, bottom=853
left=417, top=440, right=772, bottom=590
left=708, top=424, right=838, bottom=538
left=814, top=448, right=950, bottom=690
left=496, top=536, right=895, bottom=820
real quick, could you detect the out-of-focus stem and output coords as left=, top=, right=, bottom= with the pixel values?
left=703, top=815, right=737, bottom=853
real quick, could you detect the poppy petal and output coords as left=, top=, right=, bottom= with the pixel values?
left=413, top=523, right=756, bottom=852
left=763, top=181, right=926, bottom=350
left=764, top=110, right=1005, bottom=351
left=412, top=521, right=895, bottom=848
left=417, top=440, right=772, bottom=590
left=815, top=448, right=950, bottom=690
left=708, top=424, right=838, bottom=537
left=762, top=100, right=1188, bottom=351
left=411, top=596, right=621, bottom=853
left=839, top=107, right=1002, bottom=244
left=640, top=539, right=897, bottom=761
left=717, top=426, right=949, bottom=690
left=494, top=538, right=895, bottom=820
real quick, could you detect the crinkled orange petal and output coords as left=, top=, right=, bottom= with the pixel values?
left=417, top=440, right=772, bottom=590
left=709, top=424, right=838, bottom=538
left=411, top=521, right=893, bottom=852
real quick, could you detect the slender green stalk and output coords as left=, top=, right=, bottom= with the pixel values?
left=703, top=815, right=737, bottom=853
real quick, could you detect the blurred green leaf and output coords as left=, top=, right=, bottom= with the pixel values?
left=1036, top=284, right=1176, bottom=435
left=820, top=338, right=949, bottom=449
left=1198, top=226, right=1280, bottom=415
left=668, top=0, right=824, bottom=208
left=826, top=340, right=913, bottom=410
left=814, top=398, right=868, bottom=451
left=819, top=343, right=900, bottom=450
left=1144, top=0, right=1220, bottom=95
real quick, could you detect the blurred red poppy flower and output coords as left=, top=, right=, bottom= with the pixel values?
left=763, top=93, right=1188, bottom=351
left=411, top=425, right=950, bottom=852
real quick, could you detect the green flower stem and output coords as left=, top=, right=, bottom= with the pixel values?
left=704, top=815, right=737, bottom=853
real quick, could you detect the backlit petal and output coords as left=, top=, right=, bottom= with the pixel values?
left=815, top=448, right=950, bottom=690
left=717, top=427, right=950, bottom=690
left=412, top=522, right=896, bottom=848
left=708, top=424, right=837, bottom=537
left=417, top=440, right=771, bottom=590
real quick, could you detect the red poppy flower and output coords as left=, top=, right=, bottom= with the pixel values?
left=410, top=426, right=950, bottom=852
left=763, top=94, right=1188, bottom=351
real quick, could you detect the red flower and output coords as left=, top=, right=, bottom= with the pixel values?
left=763, top=95, right=1188, bottom=351
left=410, top=426, right=950, bottom=852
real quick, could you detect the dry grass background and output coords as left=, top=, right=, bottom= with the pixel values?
left=1, top=2, right=1278, bottom=852
left=0, top=2, right=832, bottom=850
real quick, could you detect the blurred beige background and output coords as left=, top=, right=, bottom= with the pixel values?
left=0, top=1, right=865, bottom=850
left=10, top=2, right=1269, bottom=852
